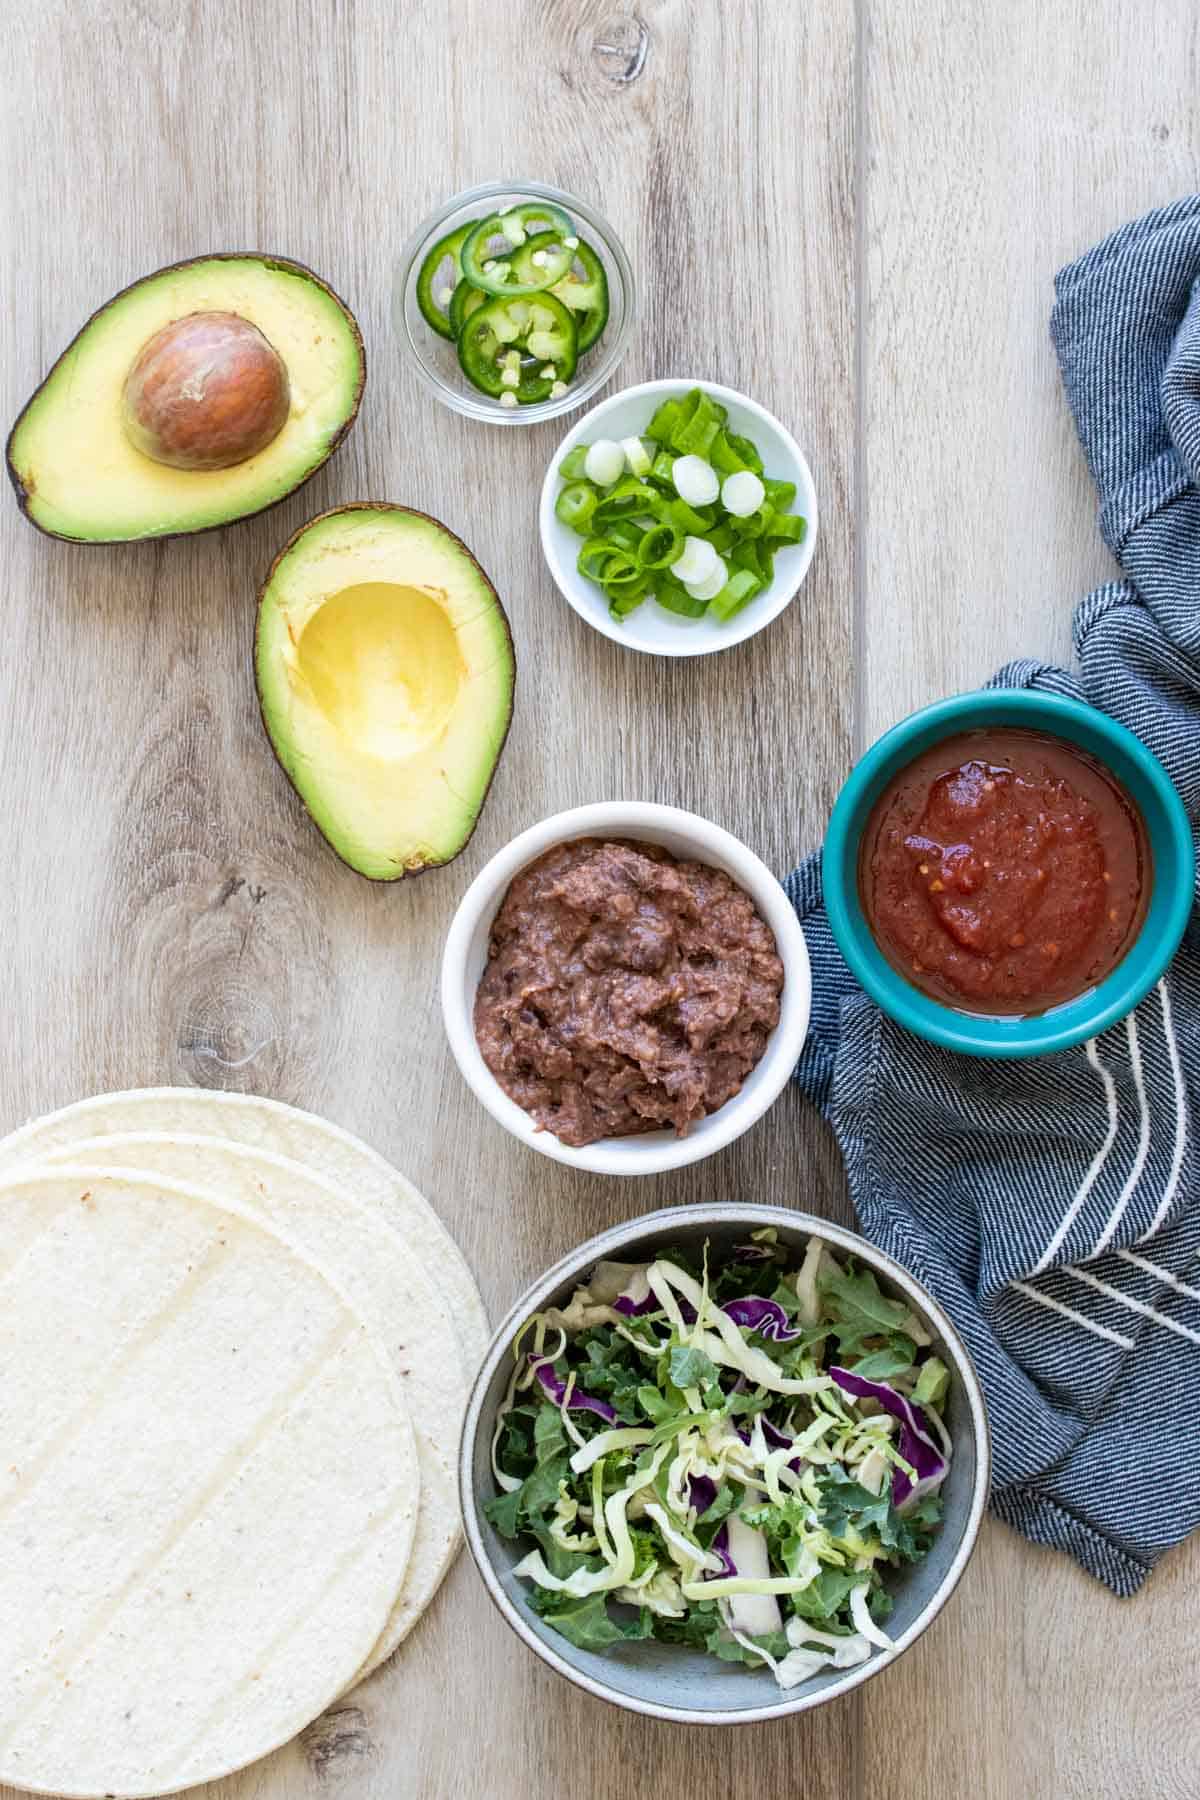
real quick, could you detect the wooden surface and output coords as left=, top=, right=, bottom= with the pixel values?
left=2, top=2, right=1197, bottom=1796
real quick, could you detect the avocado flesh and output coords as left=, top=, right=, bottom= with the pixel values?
left=7, top=255, right=363, bottom=542
left=256, top=506, right=515, bottom=880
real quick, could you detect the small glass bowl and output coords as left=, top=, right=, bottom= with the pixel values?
left=394, top=180, right=636, bottom=427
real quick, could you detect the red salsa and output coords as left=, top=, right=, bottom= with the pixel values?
left=858, top=729, right=1151, bottom=1015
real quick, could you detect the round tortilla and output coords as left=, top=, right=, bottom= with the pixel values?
left=32, top=1131, right=465, bottom=1682
left=0, top=1166, right=418, bottom=1799
left=0, top=1088, right=487, bottom=1366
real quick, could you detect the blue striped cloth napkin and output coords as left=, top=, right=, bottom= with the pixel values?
left=786, top=195, right=1200, bottom=1594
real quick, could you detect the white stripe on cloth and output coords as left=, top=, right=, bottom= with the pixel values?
left=1116, top=1249, right=1200, bottom=1303
left=1032, top=1037, right=1120, bottom=1274
left=1137, top=980, right=1188, bottom=1242
left=1066, top=1267, right=1200, bottom=1349
left=1013, top=1279, right=1134, bottom=1351
left=1090, top=1011, right=1151, bottom=1257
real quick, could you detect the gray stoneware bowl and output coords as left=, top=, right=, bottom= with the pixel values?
left=459, top=1203, right=991, bottom=1725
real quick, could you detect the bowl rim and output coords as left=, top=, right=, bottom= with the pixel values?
left=538, top=376, right=819, bottom=656
left=394, top=178, right=637, bottom=427
left=822, top=687, right=1196, bottom=1057
left=439, top=801, right=812, bottom=1175
left=458, top=1201, right=992, bottom=1726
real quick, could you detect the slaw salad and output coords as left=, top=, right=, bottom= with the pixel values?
left=486, top=1232, right=951, bottom=1688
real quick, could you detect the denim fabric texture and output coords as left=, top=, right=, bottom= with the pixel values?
left=787, top=195, right=1200, bottom=1594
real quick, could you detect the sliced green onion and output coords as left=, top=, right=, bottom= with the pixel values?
left=766, top=512, right=806, bottom=545
left=578, top=538, right=618, bottom=580
left=593, top=477, right=663, bottom=519
left=605, top=521, right=646, bottom=554
left=561, top=389, right=797, bottom=631
left=559, top=444, right=590, bottom=481
left=671, top=389, right=725, bottom=457
left=710, top=429, right=756, bottom=477
left=666, top=496, right=712, bottom=536
left=646, top=398, right=684, bottom=443
left=732, top=503, right=773, bottom=541
left=708, top=568, right=763, bottom=621
left=638, top=522, right=684, bottom=569
left=555, top=481, right=598, bottom=534
left=655, top=581, right=709, bottom=618
left=596, top=548, right=642, bottom=588
left=731, top=540, right=770, bottom=582
left=725, top=430, right=764, bottom=474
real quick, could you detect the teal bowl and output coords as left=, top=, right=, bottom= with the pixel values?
left=823, top=689, right=1195, bottom=1058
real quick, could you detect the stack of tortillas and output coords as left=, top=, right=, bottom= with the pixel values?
left=0, top=1089, right=486, bottom=1800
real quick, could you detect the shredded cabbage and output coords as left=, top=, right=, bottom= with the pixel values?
left=568, top=1426, right=653, bottom=1475
left=492, top=1233, right=950, bottom=1692
left=850, top=1582, right=895, bottom=1651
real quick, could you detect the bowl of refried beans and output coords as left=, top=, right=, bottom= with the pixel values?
left=440, top=803, right=812, bottom=1175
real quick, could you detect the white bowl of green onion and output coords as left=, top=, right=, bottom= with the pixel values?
left=538, top=378, right=818, bottom=656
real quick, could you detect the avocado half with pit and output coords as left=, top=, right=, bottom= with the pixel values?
left=256, top=505, right=515, bottom=879
left=7, top=254, right=364, bottom=542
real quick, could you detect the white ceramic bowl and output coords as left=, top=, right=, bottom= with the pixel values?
left=538, top=378, right=819, bottom=656
left=440, top=802, right=812, bottom=1176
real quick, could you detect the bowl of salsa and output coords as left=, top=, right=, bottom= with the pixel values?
left=822, top=690, right=1194, bottom=1057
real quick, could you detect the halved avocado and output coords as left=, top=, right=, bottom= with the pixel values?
left=7, top=254, right=364, bottom=543
left=256, top=505, right=515, bottom=880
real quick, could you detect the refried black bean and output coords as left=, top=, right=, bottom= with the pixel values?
left=473, top=838, right=785, bottom=1147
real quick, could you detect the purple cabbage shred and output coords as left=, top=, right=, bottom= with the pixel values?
left=529, top=1357, right=618, bottom=1424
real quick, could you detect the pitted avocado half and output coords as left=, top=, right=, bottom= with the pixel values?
left=256, top=504, right=515, bottom=880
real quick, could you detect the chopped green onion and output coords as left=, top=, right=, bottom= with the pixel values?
left=766, top=512, right=806, bottom=545
left=638, top=522, right=684, bottom=569
left=732, top=503, right=773, bottom=542
left=556, top=386, right=806, bottom=629
left=559, top=444, right=590, bottom=481
left=725, top=430, right=764, bottom=475
left=664, top=387, right=726, bottom=451
left=593, top=477, right=662, bottom=519
left=656, top=581, right=709, bottom=617
left=666, top=496, right=713, bottom=536
left=672, top=392, right=724, bottom=457
left=645, top=398, right=685, bottom=443
left=597, top=548, right=643, bottom=589
left=731, top=540, right=772, bottom=583
left=555, top=481, right=598, bottom=534
left=605, top=520, right=646, bottom=554
left=708, top=568, right=763, bottom=621
left=578, top=538, right=618, bottom=581
left=710, top=429, right=758, bottom=477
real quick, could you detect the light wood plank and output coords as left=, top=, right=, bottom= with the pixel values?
left=0, top=2, right=856, bottom=1796
left=860, top=4, right=1200, bottom=1797
left=858, top=0, right=1200, bottom=746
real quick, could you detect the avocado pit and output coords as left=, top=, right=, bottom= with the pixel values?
left=121, top=310, right=290, bottom=470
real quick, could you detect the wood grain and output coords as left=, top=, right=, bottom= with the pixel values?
left=1, top=2, right=1196, bottom=1797
left=859, top=6, right=1200, bottom=1800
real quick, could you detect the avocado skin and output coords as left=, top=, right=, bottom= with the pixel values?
left=255, top=502, right=516, bottom=882
left=6, top=252, right=366, bottom=544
